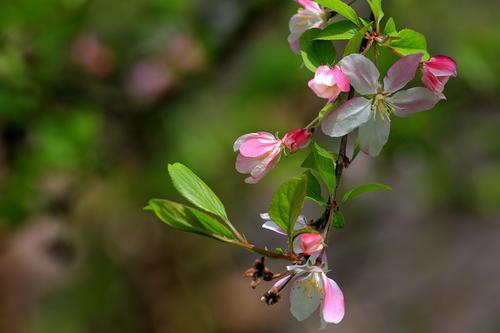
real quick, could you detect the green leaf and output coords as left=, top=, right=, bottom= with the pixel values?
left=383, top=17, right=397, bottom=36
left=168, top=163, right=228, bottom=220
left=315, top=20, right=358, bottom=41
left=316, top=0, right=360, bottom=26
left=342, top=183, right=392, bottom=203
left=146, top=199, right=235, bottom=240
left=332, top=211, right=345, bottom=229
left=367, top=0, right=384, bottom=26
left=389, top=28, right=430, bottom=60
left=306, top=142, right=336, bottom=193
left=300, top=29, right=337, bottom=72
left=304, top=171, right=326, bottom=206
left=343, top=23, right=373, bottom=56
left=268, top=175, right=308, bottom=235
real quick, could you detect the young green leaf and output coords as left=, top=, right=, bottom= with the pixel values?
left=342, top=183, right=392, bottom=203
left=315, top=20, right=358, bottom=41
left=300, top=29, right=337, bottom=72
left=367, top=0, right=384, bottom=26
left=389, top=28, right=430, bottom=60
left=343, top=23, right=373, bottom=56
left=304, top=170, right=326, bottom=206
left=168, top=163, right=228, bottom=220
left=304, top=142, right=336, bottom=193
left=332, top=210, right=345, bottom=229
left=383, top=17, right=397, bottom=36
left=268, top=175, right=308, bottom=235
left=146, top=199, right=235, bottom=240
left=316, top=0, right=360, bottom=26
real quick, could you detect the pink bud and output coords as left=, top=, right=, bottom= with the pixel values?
left=422, top=55, right=457, bottom=100
left=234, top=132, right=283, bottom=184
left=297, top=233, right=324, bottom=255
left=308, top=65, right=350, bottom=102
left=283, top=128, right=312, bottom=154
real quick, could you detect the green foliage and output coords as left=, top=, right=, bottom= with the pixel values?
left=342, top=183, right=392, bottom=203
left=367, top=0, right=384, bottom=27
left=316, top=21, right=358, bottom=41
left=145, top=199, right=236, bottom=240
left=344, top=23, right=373, bottom=56
left=389, top=28, right=430, bottom=60
left=383, top=17, right=397, bottom=36
left=332, top=210, right=345, bottom=228
left=168, top=163, right=228, bottom=221
left=302, top=142, right=336, bottom=193
left=268, top=175, right=308, bottom=236
left=316, top=0, right=360, bottom=26
left=304, top=170, right=327, bottom=206
left=300, top=29, right=337, bottom=72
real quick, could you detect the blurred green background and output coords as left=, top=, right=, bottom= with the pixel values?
left=0, top=0, right=499, bottom=332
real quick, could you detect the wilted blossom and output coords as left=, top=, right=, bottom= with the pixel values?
left=308, top=65, right=350, bottom=102
left=288, top=0, right=328, bottom=53
left=282, top=128, right=312, bottom=153
left=422, top=55, right=457, bottom=100
left=234, top=129, right=311, bottom=184
left=322, top=53, right=440, bottom=157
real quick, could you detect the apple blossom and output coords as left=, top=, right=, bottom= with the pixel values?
left=308, top=65, right=351, bottom=102
left=322, top=53, right=440, bottom=157
left=283, top=128, right=312, bottom=153
left=422, top=55, right=457, bottom=100
left=288, top=0, right=328, bottom=53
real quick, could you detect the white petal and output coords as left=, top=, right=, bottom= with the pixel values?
left=359, top=114, right=391, bottom=157
left=262, top=221, right=286, bottom=236
left=389, top=87, right=440, bottom=117
left=293, top=215, right=308, bottom=230
left=339, top=54, right=379, bottom=95
left=383, top=53, right=423, bottom=93
left=290, top=273, right=322, bottom=322
left=321, top=97, right=372, bottom=137
left=260, top=213, right=270, bottom=220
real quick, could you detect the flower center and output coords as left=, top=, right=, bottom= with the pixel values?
left=372, top=94, right=394, bottom=122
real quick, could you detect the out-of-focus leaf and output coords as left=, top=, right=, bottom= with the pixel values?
left=168, top=163, right=228, bottom=220
left=268, top=175, right=308, bottom=235
left=389, top=29, right=430, bottom=60
left=316, top=0, right=360, bottom=26
left=343, top=23, right=373, bottom=56
left=145, top=199, right=235, bottom=240
left=342, top=183, right=392, bottom=203
left=316, top=21, right=358, bottom=41
left=304, top=170, right=326, bottom=206
left=332, top=210, right=345, bottom=228
left=300, top=29, right=337, bottom=72
left=367, top=0, right=384, bottom=26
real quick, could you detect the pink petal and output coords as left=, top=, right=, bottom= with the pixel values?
left=235, top=154, right=260, bottom=174
left=333, top=65, right=350, bottom=92
left=239, top=136, right=281, bottom=158
left=233, top=133, right=259, bottom=152
left=288, top=36, right=301, bottom=54
left=422, top=70, right=446, bottom=100
left=425, top=55, right=457, bottom=77
left=297, top=0, right=322, bottom=12
left=245, top=147, right=282, bottom=184
left=339, top=54, right=379, bottom=95
left=321, top=275, right=345, bottom=325
left=389, top=87, right=440, bottom=117
left=383, top=53, right=423, bottom=93
left=297, top=233, right=324, bottom=255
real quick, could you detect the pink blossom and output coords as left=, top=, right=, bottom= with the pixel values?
left=282, top=128, right=312, bottom=153
left=297, top=233, right=324, bottom=255
left=308, top=65, right=350, bottom=102
left=422, top=55, right=457, bottom=100
left=288, top=0, right=328, bottom=53
left=234, top=132, right=283, bottom=184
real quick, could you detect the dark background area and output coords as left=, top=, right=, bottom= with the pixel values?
left=0, top=0, right=499, bottom=332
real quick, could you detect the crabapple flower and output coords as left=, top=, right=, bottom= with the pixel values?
left=322, top=53, right=440, bottom=157
left=288, top=0, right=328, bottom=53
left=234, top=130, right=311, bottom=183
left=422, top=55, right=457, bottom=100
left=282, top=255, right=344, bottom=328
left=234, top=132, right=283, bottom=184
left=308, top=65, right=350, bottom=102
left=283, top=128, right=312, bottom=153
left=261, top=213, right=324, bottom=257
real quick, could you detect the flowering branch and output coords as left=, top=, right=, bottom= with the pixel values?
left=147, top=0, right=457, bottom=329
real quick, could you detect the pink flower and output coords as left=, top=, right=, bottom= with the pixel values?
left=422, top=55, right=457, bottom=100
left=234, top=132, right=283, bottom=184
left=288, top=0, right=328, bottom=53
left=322, top=53, right=440, bottom=157
left=296, top=233, right=324, bottom=255
left=283, top=128, right=312, bottom=153
left=308, top=65, right=351, bottom=102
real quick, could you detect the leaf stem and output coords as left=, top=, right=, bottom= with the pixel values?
left=216, top=236, right=299, bottom=261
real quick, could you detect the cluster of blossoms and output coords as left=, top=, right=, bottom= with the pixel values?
left=149, top=0, right=457, bottom=330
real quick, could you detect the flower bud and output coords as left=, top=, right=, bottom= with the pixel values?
left=283, top=128, right=312, bottom=154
